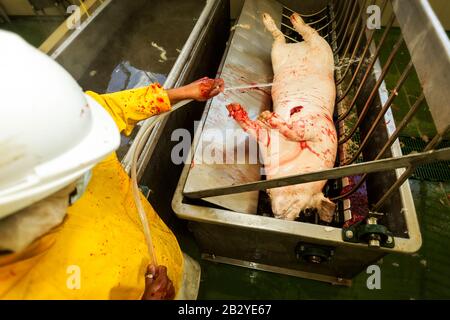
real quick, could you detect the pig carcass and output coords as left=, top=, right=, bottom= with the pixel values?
left=227, top=13, right=337, bottom=222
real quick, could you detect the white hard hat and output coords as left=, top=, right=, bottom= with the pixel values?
left=0, top=31, right=120, bottom=219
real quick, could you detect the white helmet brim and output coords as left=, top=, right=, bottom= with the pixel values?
left=0, top=94, right=120, bottom=219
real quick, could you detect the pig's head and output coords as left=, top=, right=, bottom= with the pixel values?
left=269, top=188, right=335, bottom=222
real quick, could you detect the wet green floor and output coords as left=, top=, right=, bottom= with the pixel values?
left=0, top=16, right=64, bottom=47
left=3, top=18, right=449, bottom=300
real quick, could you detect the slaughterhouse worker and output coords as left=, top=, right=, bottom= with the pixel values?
left=0, top=31, right=224, bottom=299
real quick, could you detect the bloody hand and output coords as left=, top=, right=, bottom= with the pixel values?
left=188, top=77, right=225, bottom=101
left=142, top=265, right=175, bottom=300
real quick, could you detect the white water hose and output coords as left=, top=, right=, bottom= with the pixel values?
left=130, top=99, right=193, bottom=265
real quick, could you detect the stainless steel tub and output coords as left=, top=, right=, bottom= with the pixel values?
left=171, top=0, right=450, bottom=284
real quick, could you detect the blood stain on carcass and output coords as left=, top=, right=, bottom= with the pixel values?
left=299, top=141, right=321, bottom=158
left=290, top=106, right=303, bottom=116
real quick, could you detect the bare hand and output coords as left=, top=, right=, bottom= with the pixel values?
left=185, top=77, right=225, bottom=101
left=142, top=265, right=175, bottom=300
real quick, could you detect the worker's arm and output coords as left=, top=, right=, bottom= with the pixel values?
left=86, top=77, right=224, bottom=136
left=166, top=77, right=224, bottom=104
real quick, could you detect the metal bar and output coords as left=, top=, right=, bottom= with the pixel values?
left=332, top=93, right=425, bottom=201
left=322, top=0, right=352, bottom=42
left=282, top=4, right=329, bottom=18
left=282, top=14, right=335, bottom=38
left=372, top=129, right=449, bottom=211
left=336, top=0, right=368, bottom=56
left=336, top=14, right=395, bottom=117
left=392, top=0, right=450, bottom=136
left=183, top=148, right=450, bottom=199
left=201, top=253, right=351, bottom=286
left=333, top=0, right=352, bottom=37
left=331, top=172, right=367, bottom=201
left=336, top=27, right=374, bottom=92
left=0, top=3, right=11, bottom=23
left=331, top=0, right=357, bottom=47
left=336, top=21, right=366, bottom=86
left=376, top=93, right=425, bottom=159
left=315, top=14, right=337, bottom=34
left=338, top=34, right=404, bottom=145
left=284, top=33, right=299, bottom=43
left=337, top=0, right=386, bottom=80
left=41, top=0, right=109, bottom=57
left=344, top=61, right=414, bottom=165
left=340, top=93, right=425, bottom=201
left=121, top=0, right=221, bottom=177
left=332, top=0, right=344, bottom=17
left=281, top=21, right=297, bottom=33
left=332, top=94, right=425, bottom=201
left=282, top=12, right=328, bottom=26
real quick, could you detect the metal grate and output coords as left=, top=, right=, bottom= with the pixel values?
left=400, top=137, right=450, bottom=182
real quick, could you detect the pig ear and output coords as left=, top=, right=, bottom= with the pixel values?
left=318, top=197, right=336, bottom=223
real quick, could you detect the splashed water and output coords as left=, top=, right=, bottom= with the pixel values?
left=334, top=55, right=374, bottom=72
left=224, top=82, right=273, bottom=92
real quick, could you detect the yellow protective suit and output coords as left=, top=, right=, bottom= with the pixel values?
left=0, top=84, right=183, bottom=299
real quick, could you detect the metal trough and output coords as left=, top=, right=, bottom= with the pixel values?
left=170, top=0, right=450, bottom=284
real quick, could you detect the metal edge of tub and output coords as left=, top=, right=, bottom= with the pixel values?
left=359, top=0, right=421, bottom=254
left=387, top=0, right=450, bottom=252
left=392, top=0, right=450, bottom=137
left=172, top=0, right=430, bottom=255
left=121, top=0, right=223, bottom=178
left=361, top=32, right=421, bottom=254
left=369, top=0, right=450, bottom=253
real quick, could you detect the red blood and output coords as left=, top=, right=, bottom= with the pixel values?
left=227, top=103, right=272, bottom=147
left=227, top=103, right=249, bottom=121
left=251, top=87, right=271, bottom=96
left=324, top=127, right=336, bottom=141
left=199, top=78, right=216, bottom=99
left=324, top=114, right=333, bottom=123
left=290, top=106, right=303, bottom=116
left=157, top=97, right=164, bottom=103
left=299, top=141, right=321, bottom=158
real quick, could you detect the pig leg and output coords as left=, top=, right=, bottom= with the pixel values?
left=290, top=13, right=316, bottom=42
left=258, top=111, right=315, bottom=142
left=262, top=13, right=285, bottom=44
left=227, top=103, right=270, bottom=146
left=318, top=195, right=336, bottom=223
